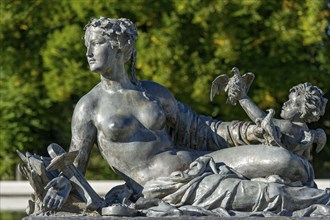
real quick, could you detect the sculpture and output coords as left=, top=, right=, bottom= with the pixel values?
left=18, top=17, right=330, bottom=218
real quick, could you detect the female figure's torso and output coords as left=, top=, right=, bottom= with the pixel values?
left=88, top=83, right=200, bottom=189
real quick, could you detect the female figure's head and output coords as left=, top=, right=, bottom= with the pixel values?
left=280, top=82, right=327, bottom=123
left=84, top=17, right=138, bottom=83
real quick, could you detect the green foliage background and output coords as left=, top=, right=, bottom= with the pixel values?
left=1, top=0, right=329, bottom=180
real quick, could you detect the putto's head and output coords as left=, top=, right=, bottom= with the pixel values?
left=281, top=82, right=328, bottom=123
left=84, top=17, right=138, bottom=63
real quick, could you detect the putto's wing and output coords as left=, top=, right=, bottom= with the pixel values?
left=242, top=72, right=255, bottom=94
left=210, top=74, right=229, bottom=102
left=315, top=128, right=326, bottom=153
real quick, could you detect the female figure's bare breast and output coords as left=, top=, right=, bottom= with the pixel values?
left=94, top=87, right=166, bottom=141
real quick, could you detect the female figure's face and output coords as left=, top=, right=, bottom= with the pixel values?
left=85, top=27, right=117, bottom=73
left=280, top=91, right=301, bottom=121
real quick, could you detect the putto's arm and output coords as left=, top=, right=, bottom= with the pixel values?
left=239, top=96, right=266, bottom=123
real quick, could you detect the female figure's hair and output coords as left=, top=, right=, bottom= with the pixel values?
left=84, top=17, right=139, bottom=85
left=290, top=82, right=328, bottom=123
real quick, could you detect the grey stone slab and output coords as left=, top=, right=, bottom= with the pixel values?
left=22, top=216, right=329, bottom=220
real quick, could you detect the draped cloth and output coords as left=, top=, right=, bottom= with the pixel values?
left=169, top=101, right=257, bottom=151
left=140, top=156, right=330, bottom=217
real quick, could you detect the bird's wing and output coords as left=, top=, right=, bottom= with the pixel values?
left=210, top=74, right=229, bottom=102
left=242, top=72, right=255, bottom=94
left=314, top=129, right=326, bottom=153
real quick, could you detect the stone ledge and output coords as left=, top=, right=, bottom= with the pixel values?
left=22, top=216, right=329, bottom=220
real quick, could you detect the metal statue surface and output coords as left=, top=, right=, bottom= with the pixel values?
left=18, top=17, right=330, bottom=218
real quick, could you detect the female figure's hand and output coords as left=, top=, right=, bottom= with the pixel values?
left=43, top=176, right=72, bottom=210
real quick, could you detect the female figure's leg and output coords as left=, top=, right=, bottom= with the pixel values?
left=206, top=145, right=311, bottom=184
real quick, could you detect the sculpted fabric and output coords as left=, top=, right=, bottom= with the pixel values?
left=169, top=100, right=256, bottom=150
left=142, top=156, right=330, bottom=217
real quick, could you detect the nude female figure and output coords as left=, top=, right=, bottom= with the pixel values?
left=43, top=17, right=317, bottom=210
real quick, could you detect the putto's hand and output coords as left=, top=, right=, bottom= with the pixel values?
left=43, top=176, right=71, bottom=210
left=226, top=82, right=245, bottom=105
left=225, top=67, right=254, bottom=105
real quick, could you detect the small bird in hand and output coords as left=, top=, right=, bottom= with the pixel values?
left=255, top=109, right=283, bottom=147
left=210, top=67, right=254, bottom=105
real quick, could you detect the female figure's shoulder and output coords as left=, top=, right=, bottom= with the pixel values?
left=73, top=83, right=101, bottom=117
left=140, top=80, right=174, bottom=99
left=140, top=80, right=177, bottom=116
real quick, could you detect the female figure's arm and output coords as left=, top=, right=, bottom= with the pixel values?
left=69, top=97, right=97, bottom=174
left=43, top=96, right=97, bottom=210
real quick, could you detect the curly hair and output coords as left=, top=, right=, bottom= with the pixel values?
left=84, top=17, right=139, bottom=85
left=289, top=82, right=328, bottom=123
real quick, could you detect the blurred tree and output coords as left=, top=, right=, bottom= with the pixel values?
left=1, top=0, right=329, bottom=180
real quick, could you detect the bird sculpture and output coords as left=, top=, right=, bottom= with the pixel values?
left=210, top=67, right=255, bottom=105
left=255, top=109, right=283, bottom=147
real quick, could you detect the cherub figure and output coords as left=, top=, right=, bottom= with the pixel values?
left=211, top=68, right=328, bottom=159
